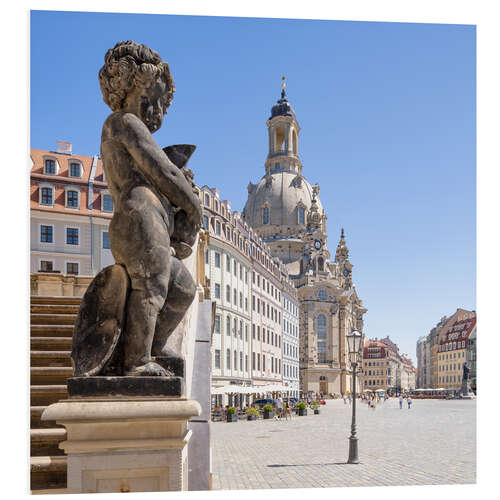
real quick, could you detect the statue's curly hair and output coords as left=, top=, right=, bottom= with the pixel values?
left=98, top=40, right=175, bottom=112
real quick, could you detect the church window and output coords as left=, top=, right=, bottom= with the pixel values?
left=317, top=314, right=327, bottom=339
left=317, top=257, right=324, bottom=272
left=274, top=162, right=280, bottom=171
left=263, top=206, right=270, bottom=225
left=298, top=206, right=305, bottom=225
left=318, top=289, right=327, bottom=301
left=318, top=342, right=326, bottom=363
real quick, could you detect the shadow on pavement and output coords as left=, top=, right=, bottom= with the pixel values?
left=268, top=462, right=349, bottom=467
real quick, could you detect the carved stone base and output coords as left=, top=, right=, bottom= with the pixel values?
left=41, top=398, right=201, bottom=493
left=67, top=376, right=184, bottom=398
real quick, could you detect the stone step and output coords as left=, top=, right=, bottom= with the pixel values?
left=31, top=337, right=72, bottom=351
left=31, top=350, right=72, bottom=367
left=31, top=428, right=67, bottom=457
left=31, top=385, right=68, bottom=407
left=31, top=325, right=74, bottom=338
left=31, top=314, right=77, bottom=326
left=30, top=456, right=67, bottom=491
left=31, top=366, right=73, bottom=385
left=30, top=304, right=80, bottom=315
left=31, top=296, right=81, bottom=306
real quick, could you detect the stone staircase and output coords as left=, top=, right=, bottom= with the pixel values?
left=30, top=296, right=80, bottom=493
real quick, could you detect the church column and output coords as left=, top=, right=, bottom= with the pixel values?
left=339, top=303, right=348, bottom=393
left=286, top=124, right=293, bottom=154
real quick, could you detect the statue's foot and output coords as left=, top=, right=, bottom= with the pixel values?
left=125, top=361, right=174, bottom=377
left=151, top=344, right=183, bottom=362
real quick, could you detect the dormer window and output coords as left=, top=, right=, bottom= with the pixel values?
left=204, top=193, right=210, bottom=207
left=69, top=162, right=81, bottom=178
left=102, top=194, right=114, bottom=212
left=45, top=159, right=56, bottom=174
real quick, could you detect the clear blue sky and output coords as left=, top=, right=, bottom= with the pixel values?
left=30, top=11, right=476, bottom=362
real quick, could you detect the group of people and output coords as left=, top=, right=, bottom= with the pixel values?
left=339, top=392, right=413, bottom=410
left=399, top=395, right=412, bottom=409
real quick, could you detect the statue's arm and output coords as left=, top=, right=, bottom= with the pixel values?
left=108, top=113, right=202, bottom=224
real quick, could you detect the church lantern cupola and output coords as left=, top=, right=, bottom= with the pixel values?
left=265, top=77, right=302, bottom=176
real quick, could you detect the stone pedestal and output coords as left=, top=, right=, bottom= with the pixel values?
left=460, top=383, right=475, bottom=399
left=42, top=398, right=201, bottom=493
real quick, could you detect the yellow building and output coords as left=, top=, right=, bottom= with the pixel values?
left=436, top=312, right=476, bottom=390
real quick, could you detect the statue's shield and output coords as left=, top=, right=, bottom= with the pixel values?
left=71, top=264, right=130, bottom=376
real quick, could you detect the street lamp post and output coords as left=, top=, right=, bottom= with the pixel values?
left=346, top=329, right=363, bottom=464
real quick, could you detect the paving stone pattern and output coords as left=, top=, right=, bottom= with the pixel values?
left=211, top=398, right=476, bottom=490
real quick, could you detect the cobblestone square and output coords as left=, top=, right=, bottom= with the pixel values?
left=211, top=398, right=476, bottom=490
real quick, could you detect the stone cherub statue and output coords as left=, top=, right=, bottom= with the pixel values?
left=71, top=41, right=202, bottom=378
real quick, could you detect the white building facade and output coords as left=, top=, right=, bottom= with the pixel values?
left=281, top=278, right=300, bottom=398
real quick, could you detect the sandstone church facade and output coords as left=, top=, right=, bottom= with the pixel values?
left=243, top=84, right=367, bottom=396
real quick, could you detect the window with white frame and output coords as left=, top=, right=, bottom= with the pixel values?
left=202, top=215, right=209, bottom=230
left=40, top=186, right=54, bottom=205
left=214, top=283, right=220, bottom=299
left=214, top=349, right=221, bottom=369
left=102, top=231, right=110, bottom=249
left=40, top=260, right=54, bottom=272
left=66, top=227, right=79, bottom=245
left=102, top=194, right=114, bottom=212
left=40, top=225, right=53, bottom=243
left=215, top=220, right=221, bottom=235
left=66, top=189, right=79, bottom=208
left=214, top=252, right=221, bottom=268
left=66, top=262, right=79, bottom=274
left=214, top=314, right=221, bottom=334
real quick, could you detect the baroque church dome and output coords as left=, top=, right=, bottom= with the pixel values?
left=244, top=171, right=323, bottom=232
left=243, top=82, right=327, bottom=265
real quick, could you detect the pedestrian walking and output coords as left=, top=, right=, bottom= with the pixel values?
left=399, top=395, right=403, bottom=409
left=285, top=403, right=292, bottom=420
left=277, top=395, right=283, bottom=419
left=343, top=394, right=347, bottom=405
left=407, top=397, right=412, bottom=409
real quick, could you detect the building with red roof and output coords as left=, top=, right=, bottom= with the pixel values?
left=30, top=141, right=113, bottom=277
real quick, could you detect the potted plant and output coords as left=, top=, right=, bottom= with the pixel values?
left=263, top=404, right=274, bottom=419
left=310, top=401, right=320, bottom=414
left=296, top=401, right=307, bottom=416
left=226, top=406, right=238, bottom=422
left=246, top=407, right=259, bottom=421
